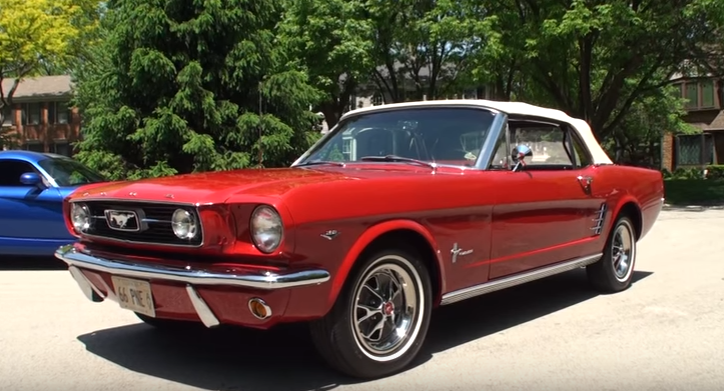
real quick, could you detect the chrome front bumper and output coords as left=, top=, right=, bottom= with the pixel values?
left=54, top=245, right=331, bottom=327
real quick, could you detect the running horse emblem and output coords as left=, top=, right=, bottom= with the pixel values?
left=105, top=210, right=138, bottom=231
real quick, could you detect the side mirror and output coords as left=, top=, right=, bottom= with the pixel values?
left=511, top=144, right=533, bottom=172
left=19, top=172, right=43, bottom=187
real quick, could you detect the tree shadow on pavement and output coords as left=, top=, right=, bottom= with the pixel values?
left=76, top=269, right=653, bottom=391
left=0, top=256, right=67, bottom=271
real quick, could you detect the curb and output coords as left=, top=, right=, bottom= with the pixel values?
left=662, top=204, right=724, bottom=211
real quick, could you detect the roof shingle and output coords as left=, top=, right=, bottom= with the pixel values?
left=0, top=75, right=72, bottom=100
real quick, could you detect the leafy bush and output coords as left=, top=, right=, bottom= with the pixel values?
left=671, top=167, right=704, bottom=179
left=664, top=179, right=724, bottom=205
left=705, top=165, right=724, bottom=180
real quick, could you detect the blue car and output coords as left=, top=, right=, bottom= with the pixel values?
left=0, top=150, right=106, bottom=257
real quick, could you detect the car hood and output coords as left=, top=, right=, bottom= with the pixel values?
left=68, top=166, right=436, bottom=204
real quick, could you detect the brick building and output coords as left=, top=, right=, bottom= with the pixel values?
left=1, top=75, right=81, bottom=157
left=662, top=76, right=724, bottom=171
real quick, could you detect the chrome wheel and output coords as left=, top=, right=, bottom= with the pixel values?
left=612, top=220, right=635, bottom=281
left=351, top=255, right=423, bottom=362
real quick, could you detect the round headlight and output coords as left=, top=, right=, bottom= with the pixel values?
left=171, top=209, right=198, bottom=240
left=250, top=205, right=283, bottom=253
left=70, top=203, right=91, bottom=233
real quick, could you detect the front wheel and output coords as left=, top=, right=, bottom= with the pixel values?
left=310, top=246, right=433, bottom=379
left=587, top=215, right=637, bottom=293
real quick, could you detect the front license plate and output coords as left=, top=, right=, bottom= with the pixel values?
left=111, top=276, right=156, bottom=317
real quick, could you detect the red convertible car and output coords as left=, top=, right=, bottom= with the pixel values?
left=56, top=100, right=664, bottom=379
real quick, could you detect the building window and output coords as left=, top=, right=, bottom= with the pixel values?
left=685, top=83, right=698, bottom=108
left=23, top=141, right=44, bottom=153
left=371, top=92, right=384, bottom=106
left=48, top=101, right=71, bottom=124
left=48, top=102, right=56, bottom=124
left=50, top=140, right=71, bottom=156
left=676, top=134, right=714, bottom=166
left=678, top=80, right=719, bottom=110
left=21, top=103, right=41, bottom=125
left=1, top=105, right=12, bottom=126
left=702, top=80, right=715, bottom=108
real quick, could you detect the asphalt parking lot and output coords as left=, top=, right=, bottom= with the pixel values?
left=1, top=208, right=723, bottom=391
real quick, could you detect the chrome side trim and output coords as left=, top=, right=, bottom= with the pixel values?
left=55, top=245, right=330, bottom=290
left=68, top=265, right=106, bottom=302
left=440, top=253, right=602, bottom=306
left=186, top=285, right=220, bottom=327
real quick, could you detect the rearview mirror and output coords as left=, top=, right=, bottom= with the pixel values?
left=19, top=172, right=43, bottom=187
left=511, top=144, right=533, bottom=172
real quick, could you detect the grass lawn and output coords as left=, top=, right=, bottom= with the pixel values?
left=664, top=179, right=724, bottom=205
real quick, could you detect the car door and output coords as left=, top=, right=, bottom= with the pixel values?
left=0, top=159, right=70, bottom=242
left=487, top=120, right=604, bottom=280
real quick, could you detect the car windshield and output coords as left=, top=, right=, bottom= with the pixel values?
left=38, top=157, right=106, bottom=187
left=297, top=107, right=498, bottom=168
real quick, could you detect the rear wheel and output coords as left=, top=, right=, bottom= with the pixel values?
left=310, top=246, right=433, bottom=379
left=587, top=215, right=637, bottom=293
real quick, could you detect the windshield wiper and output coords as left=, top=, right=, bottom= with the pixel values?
left=295, top=160, right=346, bottom=167
left=359, top=155, right=437, bottom=169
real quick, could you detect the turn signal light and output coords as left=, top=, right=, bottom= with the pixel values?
left=248, top=298, right=272, bottom=320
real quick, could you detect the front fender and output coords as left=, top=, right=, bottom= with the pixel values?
left=326, top=219, right=445, bottom=308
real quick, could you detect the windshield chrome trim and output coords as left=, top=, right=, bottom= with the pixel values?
left=32, top=161, right=60, bottom=188
left=292, top=104, right=503, bottom=171
left=474, top=111, right=508, bottom=170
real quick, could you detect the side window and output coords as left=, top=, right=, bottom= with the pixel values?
left=487, top=120, right=594, bottom=170
left=511, top=124, right=573, bottom=168
left=0, top=160, right=39, bottom=187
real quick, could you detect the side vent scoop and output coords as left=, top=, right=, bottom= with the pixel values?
left=591, top=203, right=607, bottom=235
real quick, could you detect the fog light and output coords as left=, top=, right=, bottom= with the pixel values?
left=248, top=298, right=272, bottom=320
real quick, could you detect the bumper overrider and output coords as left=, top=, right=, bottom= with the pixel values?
left=55, top=245, right=331, bottom=328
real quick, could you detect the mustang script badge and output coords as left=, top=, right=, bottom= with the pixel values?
left=104, top=210, right=140, bottom=231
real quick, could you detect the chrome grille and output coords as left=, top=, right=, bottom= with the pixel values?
left=79, top=201, right=203, bottom=247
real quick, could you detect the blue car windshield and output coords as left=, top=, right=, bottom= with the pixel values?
left=38, top=157, right=106, bottom=187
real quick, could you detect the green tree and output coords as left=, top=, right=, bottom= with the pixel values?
left=0, top=0, right=100, bottom=147
left=73, top=0, right=321, bottom=180
left=605, top=84, right=700, bottom=167
left=365, top=0, right=502, bottom=103
left=279, top=0, right=374, bottom=128
left=507, top=0, right=724, bottom=140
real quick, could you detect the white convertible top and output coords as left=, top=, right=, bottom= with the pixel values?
left=341, top=99, right=614, bottom=165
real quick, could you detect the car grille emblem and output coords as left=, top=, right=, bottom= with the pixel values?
left=104, top=210, right=140, bottom=232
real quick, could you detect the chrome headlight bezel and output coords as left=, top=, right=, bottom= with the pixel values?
left=250, top=205, right=284, bottom=254
left=171, top=208, right=199, bottom=240
left=70, top=203, right=91, bottom=233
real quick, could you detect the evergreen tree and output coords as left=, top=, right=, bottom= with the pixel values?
left=72, top=0, right=322, bottom=180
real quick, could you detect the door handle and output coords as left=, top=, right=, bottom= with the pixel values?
left=577, top=175, right=593, bottom=194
